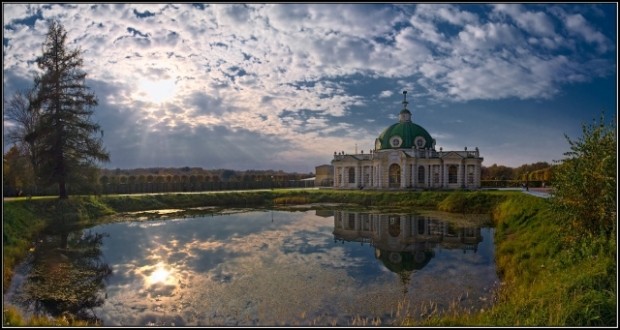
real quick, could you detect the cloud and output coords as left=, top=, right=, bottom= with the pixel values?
left=3, top=4, right=616, bottom=170
left=379, top=90, right=394, bottom=98
left=491, top=4, right=557, bottom=38
left=563, top=13, right=612, bottom=53
left=415, top=3, right=479, bottom=26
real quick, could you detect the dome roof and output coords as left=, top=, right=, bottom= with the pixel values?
left=375, top=121, right=434, bottom=150
left=375, top=90, right=434, bottom=151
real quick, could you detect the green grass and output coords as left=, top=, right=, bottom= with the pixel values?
left=3, top=304, right=97, bottom=326
left=3, top=190, right=616, bottom=326
left=2, top=201, right=47, bottom=291
left=407, top=194, right=616, bottom=326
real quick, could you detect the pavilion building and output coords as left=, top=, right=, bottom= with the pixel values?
left=331, top=91, right=483, bottom=190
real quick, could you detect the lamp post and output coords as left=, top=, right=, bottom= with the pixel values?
left=525, top=172, right=529, bottom=191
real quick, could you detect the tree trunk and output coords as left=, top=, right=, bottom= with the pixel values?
left=59, top=180, right=68, bottom=199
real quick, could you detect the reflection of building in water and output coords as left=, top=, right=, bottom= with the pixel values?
left=315, top=209, right=335, bottom=218
left=333, top=210, right=483, bottom=276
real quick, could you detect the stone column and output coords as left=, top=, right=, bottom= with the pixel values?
left=440, top=161, right=444, bottom=188
left=427, top=164, right=431, bottom=187
left=460, top=162, right=465, bottom=188
left=474, top=162, right=482, bottom=189
left=337, top=167, right=342, bottom=187
left=411, top=162, right=416, bottom=188
left=371, top=166, right=375, bottom=187
left=401, top=162, right=408, bottom=188
left=334, top=166, right=339, bottom=187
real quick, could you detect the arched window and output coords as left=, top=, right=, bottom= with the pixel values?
left=389, top=164, right=401, bottom=188
left=417, top=166, right=425, bottom=184
left=448, top=165, right=458, bottom=184
left=348, top=213, right=355, bottom=229
left=388, top=216, right=401, bottom=237
left=348, top=167, right=355, bottom=183
left=417, top=217, right=426, bottom=235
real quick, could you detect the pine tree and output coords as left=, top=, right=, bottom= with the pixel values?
left=30, top=20, right=110, bottom=199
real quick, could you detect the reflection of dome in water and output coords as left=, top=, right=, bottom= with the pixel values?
left=374, top=248, right=434, bottom=273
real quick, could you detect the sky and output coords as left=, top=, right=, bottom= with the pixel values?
left=2, top=3, right=617, bottom=173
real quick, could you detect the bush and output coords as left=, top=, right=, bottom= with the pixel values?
left=550, top=113, right=616, bottom=237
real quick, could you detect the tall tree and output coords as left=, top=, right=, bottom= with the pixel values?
left=29, top=20, right=109, bottom=199
left=4, top=88, right=42, bottom=183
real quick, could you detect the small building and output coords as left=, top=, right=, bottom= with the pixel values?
left=331, top=91, right=483, bottom=190
left=315, top=164, right=334, bottom=187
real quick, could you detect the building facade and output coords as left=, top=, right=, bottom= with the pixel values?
left=331, top=91, right=483, bottom=190
left=314, top=164, right=334, bottom=187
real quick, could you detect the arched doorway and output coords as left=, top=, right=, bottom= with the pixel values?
left=448, top=165, right=458, bottom=184
left=417, top=166, right=425, bottom=185
left=348, top=167, right=355, bottom=184
left=388, top=216, right=401, bottom=237
left=389, top=164, right=401, bottom=188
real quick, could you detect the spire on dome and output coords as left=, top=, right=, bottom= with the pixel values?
left=399, top=90, right=412, bottom=123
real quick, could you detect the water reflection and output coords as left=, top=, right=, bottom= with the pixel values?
left=6, top=209, right=497, bottom=326
left=143, top=263, right=175, bottom=286
left=334, top=211, right=482, bottom=271
left=332, top=211, right=486, bottom=295
left=10, top=229, right=112, bottom=323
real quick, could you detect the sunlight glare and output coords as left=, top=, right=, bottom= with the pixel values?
left=147, top=265, right=172, bottom=285
left=137, top=79, right=176, bottom=103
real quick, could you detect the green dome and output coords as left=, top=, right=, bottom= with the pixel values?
left=375, top=121, right=434, bottom=150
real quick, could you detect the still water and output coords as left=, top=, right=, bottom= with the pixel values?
left=5, top=209, right=498, bottom=326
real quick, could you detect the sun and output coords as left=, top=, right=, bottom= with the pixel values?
left=137, top=79, right=177, bottom=103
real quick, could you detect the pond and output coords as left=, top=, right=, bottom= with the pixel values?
left=4, top=208, right=499, bottom=326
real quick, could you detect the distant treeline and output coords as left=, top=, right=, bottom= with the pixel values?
left=100, top=167, right=313, bottom=182
left=481, top=162, right=553, bottom=182
left=96, top=167, right=315, bottom=195
left=3, top=159, right=315, bottom=197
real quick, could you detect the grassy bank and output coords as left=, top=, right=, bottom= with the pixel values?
left=3, top=189, right=615, bottom=326
left=410, top=193, right=616, bottom=326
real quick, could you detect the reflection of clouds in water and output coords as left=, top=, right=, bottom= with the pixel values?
left=97, top=211, right=375, bottom=325
left=142, top=263, right=174, bottom=286
left=92, top=210, right=496, bottom=326
left=126, top=221, right=169, bottom=228
left=404, top=247, right=498, bottom=312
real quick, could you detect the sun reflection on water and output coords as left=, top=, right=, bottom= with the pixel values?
left=145, top=263, right=175, bottom=286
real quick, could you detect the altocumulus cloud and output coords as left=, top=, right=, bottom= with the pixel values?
left=3, top=3, right=616, bottom=171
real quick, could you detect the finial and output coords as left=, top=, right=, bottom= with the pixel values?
left=402, top=90, right=408, bottom=109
